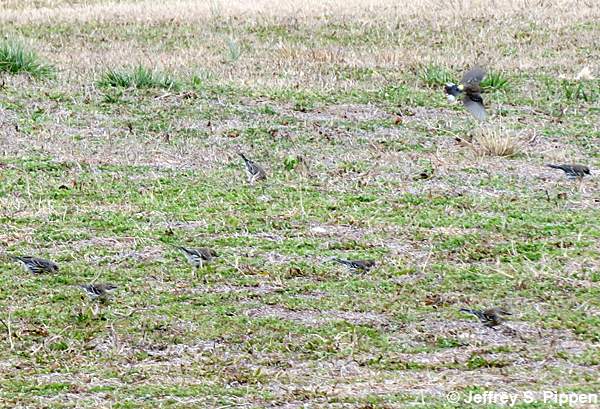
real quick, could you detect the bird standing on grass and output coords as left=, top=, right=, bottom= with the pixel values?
left=333, top=258, right=376, bottom=273
left=238, top=153, right=267, bottom=184
left=460, top=307, right=511, bottom=328
left=546, top=164, right=591, bottom=180
left=79, top=284, right=118, bottom=300
left=445, top=67, right=487, bottom=121
left=12, top=256, right=59, bottom=274
left=177, top=246, right=218, bottom=270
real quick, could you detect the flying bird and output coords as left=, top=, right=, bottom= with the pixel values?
left=460, top=307, right=511, bottom=328
left=238, top=153, right=267, bottom=184
left=546, top=164, right=590, bottom=180
left=12, top=256, right=59, bottom=274
left=445, top=67, right=487, bottom=121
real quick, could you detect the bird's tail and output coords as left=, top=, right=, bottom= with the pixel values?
left=459, top=308, right=484, bottom=319
left=176, top=246, right=190, bottom=254
left=333, top=258, right=351, bottom=267
left=238, top=153, right=249, bottom=163
left=546, top=164, right=562, bottom=170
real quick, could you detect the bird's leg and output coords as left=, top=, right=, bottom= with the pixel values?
left=78, top=302, right=86, bottom=318
left=578, top=178, right=585, bottom=193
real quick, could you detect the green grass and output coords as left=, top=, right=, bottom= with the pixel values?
left=481, top=71, right=510, bottom=91
left=0, top=40, right=53, bottom=78
left=224, top=36, right=242, bottom=63
left=97, top=65, right=180, bottom=90
left=420, top=64, right=454, bottom=87
left=0, top=1, right=599, bottom=407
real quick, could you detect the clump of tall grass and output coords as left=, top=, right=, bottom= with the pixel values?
left=481, top=71, right=509, bottom=91
left=0, top=40, right=53, bottom=78
left=225, top=37, right=242, bottom=63
left=471, top=125, right=523, bottom=157
left=97, top=65, right=179, bottom=90
left=419, top=64, right=454, bottom=86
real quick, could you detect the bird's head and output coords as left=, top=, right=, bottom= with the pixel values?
left=444, top=83, right=461, bottom=103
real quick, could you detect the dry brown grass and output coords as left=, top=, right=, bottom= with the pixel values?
left=469, top=125, right=525, bottom=157
left=3, top=0, right=597, bottom=19
left=2, top=0, right=599, bottom=89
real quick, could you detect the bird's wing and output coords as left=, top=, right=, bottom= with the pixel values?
left=198, top=248, right=214, bottom=259
left=463, top=97, right=487, bottom=121
left=36, top=259, right=51, bottom=269
left=461, top=67, right=486, bottom=85
left=25, top=257, right=53, bottom=272
left=250, top=162, right=264, bottom=175
left=82, top=285, right=100, bottom=295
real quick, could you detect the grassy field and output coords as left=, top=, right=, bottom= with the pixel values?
left=1, top=0, right=599, bottom=408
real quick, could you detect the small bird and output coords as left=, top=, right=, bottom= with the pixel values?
left=177, top=246, right=218, bottom=269
left=546, top=164, right=591, bottom=180
left=12, top=256, right=59, bottom=274
left=79, top=284, right=118, bottom=300
left=445, top=67, right=487, bottom=121
left=460, top=307, right=511, bottom=328
left=333, top=258, right=376, bottom=272
left=238, top=153, right=267, bottom=184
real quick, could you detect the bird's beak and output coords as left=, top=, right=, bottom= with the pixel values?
left=457, top=84, right=465, bottom=91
